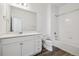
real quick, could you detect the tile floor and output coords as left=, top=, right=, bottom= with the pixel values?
left=36, top=46, right=74, bottom=56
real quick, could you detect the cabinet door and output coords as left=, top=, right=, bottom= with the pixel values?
left=22, top=39, right=35, bottom=56
left=2, top=42, right=21, bottom=56
left=35, top=36, right=42, bottom=54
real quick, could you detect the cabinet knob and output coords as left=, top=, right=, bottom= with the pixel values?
left=20, top=43, right=23, bottom=45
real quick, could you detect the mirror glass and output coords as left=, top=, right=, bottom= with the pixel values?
left=10, top=6, right=37, bottom=33
left=11, top=16, right=23, bottom=33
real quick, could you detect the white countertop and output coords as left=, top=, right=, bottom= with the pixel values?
left=0, top=32, right=41, bottom=39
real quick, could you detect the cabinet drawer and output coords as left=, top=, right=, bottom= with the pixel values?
left=1, top=37, right=21, bottom=44
left=20, top=35, right=41, bottom=41
left=1, top=35, right=41, bottom=44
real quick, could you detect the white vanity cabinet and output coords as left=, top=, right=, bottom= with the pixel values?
left=0, top=34, right=42, bottom=56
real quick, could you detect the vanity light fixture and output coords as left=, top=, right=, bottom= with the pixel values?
left=15, top=3, right=29, bottom=8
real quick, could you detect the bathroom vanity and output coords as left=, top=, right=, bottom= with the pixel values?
left=0, top=32, right=42, bottom=56
left=0, top=4, right=42, bottom=56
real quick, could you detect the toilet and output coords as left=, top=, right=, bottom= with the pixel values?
left=42, top=35, right=53, bottom=51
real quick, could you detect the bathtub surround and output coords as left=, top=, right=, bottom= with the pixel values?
left=52, top=3, right=79, bottom=55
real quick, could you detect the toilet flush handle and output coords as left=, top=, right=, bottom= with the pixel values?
left=54, top=32, right=56, bottom=35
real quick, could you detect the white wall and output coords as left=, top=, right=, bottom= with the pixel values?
left=29, top=3, right=51, bottom=36
left=0, top=4, right=7, bottom=35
